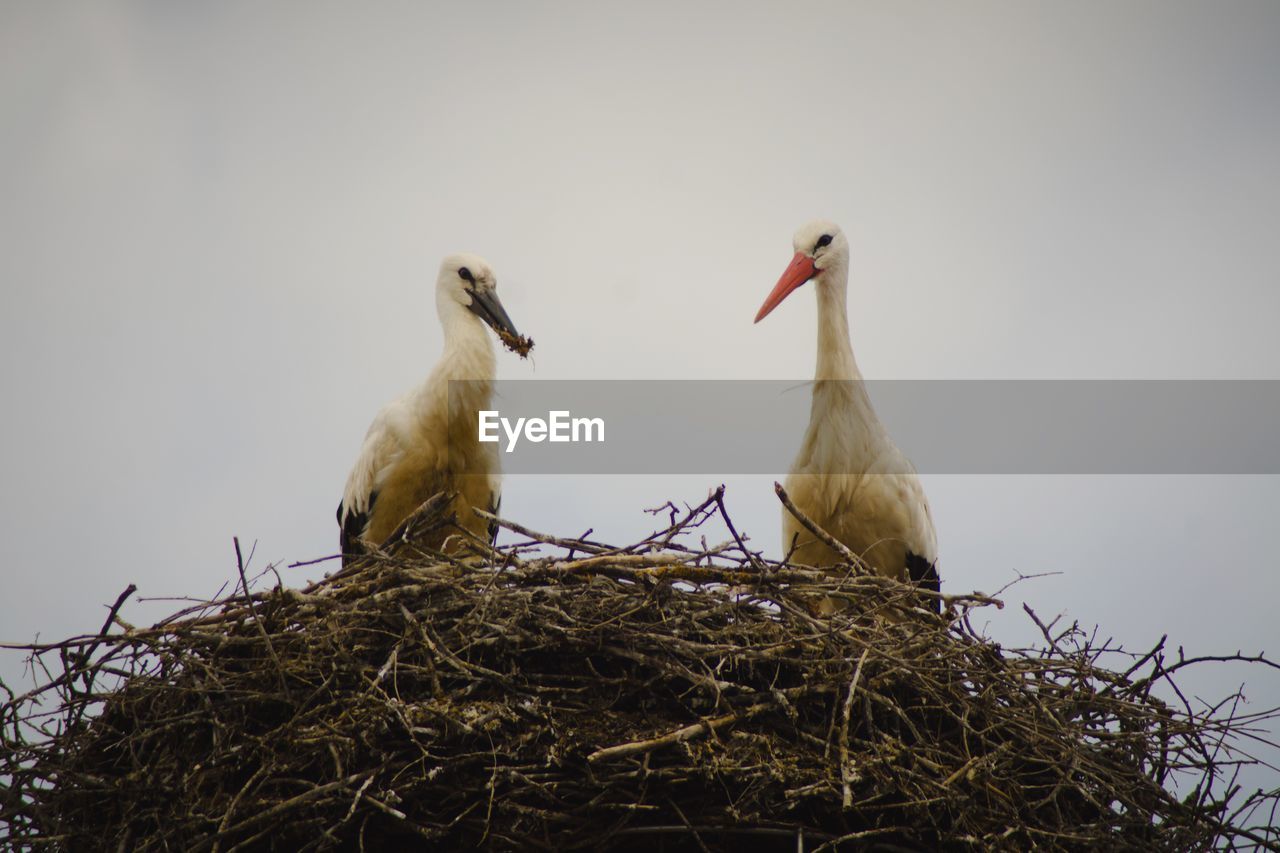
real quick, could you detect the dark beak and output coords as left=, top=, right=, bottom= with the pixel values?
left=466, top=287, right=520, bottom=339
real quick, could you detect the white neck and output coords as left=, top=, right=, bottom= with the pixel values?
left=421, top=301, right=496, bottom=418
left=808, top=256, right=886, bottom=441
left=814, top=255, right=858, bottom=382
left=440, top=309, right=496, bottom=378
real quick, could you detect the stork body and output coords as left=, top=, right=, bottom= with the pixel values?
left=338, top=253, right=522, bottom=565
left=756, top=222, right=939, bottom=607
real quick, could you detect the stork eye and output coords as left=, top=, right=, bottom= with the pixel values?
left=815, top=234, right=833, bottom=249
left=458, top=266, right=474, bottom=283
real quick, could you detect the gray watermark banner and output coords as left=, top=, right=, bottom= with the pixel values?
left=449, top=380, right=1280, bottom=474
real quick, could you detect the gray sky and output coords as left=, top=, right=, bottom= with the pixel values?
left=2, top=2, right=1278, bottom=795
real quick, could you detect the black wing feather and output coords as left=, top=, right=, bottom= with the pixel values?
left=487, top=492, right=501, bottom=546
left=338, top=490, right=377, bottom=562
left=906, top=550, right=941, bottom=614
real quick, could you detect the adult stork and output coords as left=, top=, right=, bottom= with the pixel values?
left=337, top=253, right=524, bottom=565
left=755, top=221, right=940, bottom=611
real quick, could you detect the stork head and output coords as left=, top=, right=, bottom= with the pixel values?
left=754, top=220, right=848, bottom=323
left=436, top=252, right=521, bottom=341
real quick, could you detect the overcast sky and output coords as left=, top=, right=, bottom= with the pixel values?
left=2, top=2, right=1278, bottom=796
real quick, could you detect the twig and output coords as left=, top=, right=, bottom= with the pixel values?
left=839, top=649, right=869, bottom=807
left=97, top=585, right=137, bottom=639
left=472, top=508, right=611, bottom=555
left=234, top=537, right=291, bottom=701
left=588, top=701, right=775, bottom=763
left=712, top=484, right=765, bottom=571
left=773, top=482, right=862, bottom=567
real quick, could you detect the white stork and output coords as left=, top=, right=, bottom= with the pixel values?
left=337, top=253, right=523, bottom=564
left=755, top=221, right=940, bottom=611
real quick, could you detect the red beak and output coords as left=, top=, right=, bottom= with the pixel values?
left=754, top=252, right=817, bottom=323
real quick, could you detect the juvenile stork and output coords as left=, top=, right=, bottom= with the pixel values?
left=337, top=253, right=522, bottom=565
left=755, top=221, right=940, bottom=611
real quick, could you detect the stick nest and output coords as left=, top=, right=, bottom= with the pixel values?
left=3, top=491, right=1278, bottom=851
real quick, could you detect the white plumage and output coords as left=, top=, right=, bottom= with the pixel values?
left=337, top=253, right=523, bottom=564
left=755, top=221, right=940, bottom=609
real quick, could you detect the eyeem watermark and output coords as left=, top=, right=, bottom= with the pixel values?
left=478, top=410, right=605, bottom=453
left=451, top=380, right=1280, bottom=473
